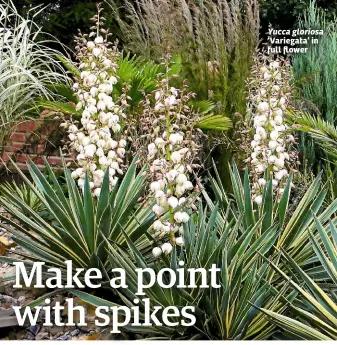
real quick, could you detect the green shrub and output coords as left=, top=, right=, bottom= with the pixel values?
left=109, top=0, right=259, bottom=117
left=293, top=1, right=337, bottom=123
left=292, top=1, right=337, bottom=167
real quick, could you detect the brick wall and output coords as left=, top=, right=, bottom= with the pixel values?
left=0, top=118, right=72, bottom=172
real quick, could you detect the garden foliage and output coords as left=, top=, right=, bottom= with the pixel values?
left=0, top=0, right=71, bottom=154
left=1, top=0, right=337, bottom=341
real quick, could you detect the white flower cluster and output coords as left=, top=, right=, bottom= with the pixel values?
left=138, top=68, right=202, bottom=257
left=248, top=56, right=296, bottom=204
left=61, top=9, right=128, bottom=197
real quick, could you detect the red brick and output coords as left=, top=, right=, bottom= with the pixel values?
left=35, top=164, right=46, bottom=171
left=47, top=156, right=62, bottom=165
left=12, top=154, right=29, bottom=163
left=37, top=144, right=46, bottom=154
left=16, top=121, right=37, bottom=132
left=1, top=152, right=13, bottom=161
left=11, top=162, right=29, bottom=171
left=3, top=146, right=14, bottom=153
left=33, top=156, right=45, bottom=165
left=10, top=132, right=26, bottom=142
left=12, top=142, right=26, bottom=150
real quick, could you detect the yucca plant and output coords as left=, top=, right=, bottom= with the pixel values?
left=59, top=164, right=337, bottom=339
left=0, top=156, right=155, bottom=276
left=0, top=181, right=45, bottom=214
left=203, top=163, right=337, bottom=280
left=260, top=216, right=337, bottom=340
left=0, top=0, right=71, bottom=153
left=71, top=201, right=289, bottom=339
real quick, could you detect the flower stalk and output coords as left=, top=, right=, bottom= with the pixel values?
left=246, top=55, right=298, bottom=204
left=137, top=55, right=203, bottom=256
left=61, top=4, right=129, bottom=197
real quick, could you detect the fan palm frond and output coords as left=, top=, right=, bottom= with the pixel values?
left=288, top=110, right=337, bottom=160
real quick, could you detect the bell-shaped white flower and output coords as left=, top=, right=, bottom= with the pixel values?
left=275, top=170, right=285, bottom=181
left=258, top=178, right=267, bottom=186
left=183, top=181, right=194, bottom=191
left=99, top=156, right=108, bottom=166
left=257, top=102, right=269, bottom=112
left=96, top=147, right=104, bottom=157
left=87, top=41, right=95, bottom=49
left=92, top=47, right=101, bottom=57
left=255, top=164, right=265, bottom=174
left=254, top=195, right=263, bottom=205
left=175, top=237, right=184, bottom=246
left=155, top=137, right=165, bottom=148
left=93, top=188, right=101, bottom=197
left=176, top=173, right=187, bottom=185
left=251, top=140, right=258, bottom=148
left=166, top=169, right=179, bottom=182
left=119, top=139, right=127, bottom=148
left=148, top=143, right=157, bottom=156
left=161, top=242, right=173, bottom=255
left=150, top=181, right=162, bottom=192
left=155, top=190, right=165, bottom=199
left=152, top=247, right=162, bottom=257
left=153, top=220, right=164, bottom=231
left=263, top=72, right=271, bottom=80
left=94, top=36, right=104, bottom=44
left=168, top=196, right=179, bottom=209
left=174, top=211, right=189, bottom=223
left=152, top=204, right=165, bottom=216
left=71, top=170, right=79, bottom=179
left=275, top=158, right=285, bottom=169
left=84, top=144, right=97, bottom=158
left=268, top=140, right=278, bottom=150
left=171, top=151, right=181, bottom=163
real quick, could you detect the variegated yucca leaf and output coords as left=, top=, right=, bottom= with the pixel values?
left=0, top=181, right=44, bottom=214
left=0, top=156, right=155, bottom=276
left=260, top=217, right=337, bottom=339
left=71, top=201, right=289, bottom=339
left=56, top=54, right=80, bottom=78
left=203, top=162, right=337, bottom=280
